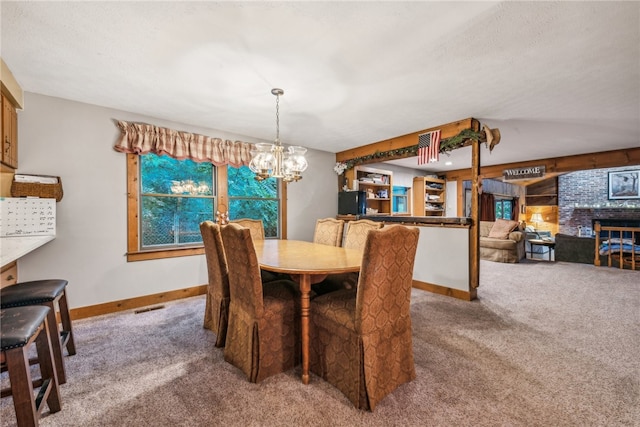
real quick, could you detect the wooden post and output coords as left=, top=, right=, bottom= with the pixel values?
left=469, top=139, right=480, bottom=294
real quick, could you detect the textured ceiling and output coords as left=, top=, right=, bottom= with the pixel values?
left=1, top=1, right=638, bottom=172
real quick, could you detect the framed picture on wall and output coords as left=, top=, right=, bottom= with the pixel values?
left=608, top=169, right=640, bottom=200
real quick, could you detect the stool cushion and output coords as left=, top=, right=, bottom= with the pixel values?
left=1, top=306, right=51, bottom=350
left=0, top=279, right=68, bottom=308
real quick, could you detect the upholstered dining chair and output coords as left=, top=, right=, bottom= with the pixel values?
left=312, top=219, right=384, bottom=296
left=230, top=218, right=265, bottom=241
left=200, top=221, right=230, bottom=348
left=343, top=219, right=384, bottom=249
left=309, top=225, right=420, bottom=411
left=313, top=218, right=345, bottom=247
left=220, top=223, right=301, bottom=383
left=229, top=218, right=280, bottom=282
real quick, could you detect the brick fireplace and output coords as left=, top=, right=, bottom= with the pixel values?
left=558, top=167, right=640, bottom=236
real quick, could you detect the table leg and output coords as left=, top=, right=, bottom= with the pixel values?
left=299, top=274, right=311, bottom=385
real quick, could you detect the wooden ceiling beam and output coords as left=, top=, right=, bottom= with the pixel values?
left=335, top=118, right=480, bottom=163
left=444, top=147, right=640, bottom=182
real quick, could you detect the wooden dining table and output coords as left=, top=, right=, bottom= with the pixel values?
left=253, top=239, right=363, bottom=384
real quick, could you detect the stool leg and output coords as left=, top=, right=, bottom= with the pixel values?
left=57, top=291, right=76, bottom=356
left=43, top=302, right=66, bottom=385
left=6, top=347, right=38, bottom=427
left=35, top=317, right=61, bottom=414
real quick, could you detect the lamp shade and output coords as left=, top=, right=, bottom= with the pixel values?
left=531, top=213, right=543, bottom=223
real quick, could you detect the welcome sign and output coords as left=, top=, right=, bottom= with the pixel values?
left=503, top=165, right=545, bottom=181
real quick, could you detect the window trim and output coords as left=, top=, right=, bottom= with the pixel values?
left=494, top=198, right=513, bottom=221
left=126, top=154, right=287, bottom=262
left=126, top=154, right=209, bottom=261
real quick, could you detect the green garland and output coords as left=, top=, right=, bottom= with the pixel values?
left=440, top=129, right=485, bottom=153
left=339, top=128, right=485, bottom=171
left=341, top=145, right=419, bottom=170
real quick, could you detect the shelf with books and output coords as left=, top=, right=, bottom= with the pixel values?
left=412, top=176, right=446, bottom=217
left=354, top=166, right=393, bottom=215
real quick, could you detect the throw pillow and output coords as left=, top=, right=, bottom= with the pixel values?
left=488, top=219, right=520, bottom=239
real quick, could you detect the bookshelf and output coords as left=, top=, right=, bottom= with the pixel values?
left=354, top=166, right=393, bottom=215
left=413, top=176, right=446, bottom=216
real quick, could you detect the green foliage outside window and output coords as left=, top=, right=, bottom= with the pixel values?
left=495, top=199, right=513, bottom=220
left=228, top=166, right=280, bottom=238
left=140, top=154, right=215, bottom=249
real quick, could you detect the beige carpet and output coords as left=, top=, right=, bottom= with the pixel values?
left=1, top=260, right=638, bottom=426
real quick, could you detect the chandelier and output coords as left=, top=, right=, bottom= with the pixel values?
left=249, top=88, right=308, bottom=182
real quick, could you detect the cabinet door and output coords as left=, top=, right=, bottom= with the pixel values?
left=1, top=95, right=18, bottom=169
left=1, top=261, right=18, bottom=288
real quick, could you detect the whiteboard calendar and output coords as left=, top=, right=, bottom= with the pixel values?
left=0, top=197, right=56, bottom=237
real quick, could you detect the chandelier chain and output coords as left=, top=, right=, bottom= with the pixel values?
left=275, top=92, right=280, bottom=144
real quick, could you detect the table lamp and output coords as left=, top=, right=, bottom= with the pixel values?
left=531, top=213, right=543, bottom=230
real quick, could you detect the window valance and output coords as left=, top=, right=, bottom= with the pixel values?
left=113, top=120, right=254, bottom=167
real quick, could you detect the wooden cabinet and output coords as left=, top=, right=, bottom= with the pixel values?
left=1, top=261, right=18, bottom=288
left=354, top=166, right=393, bottom=215
left=1, top=93, right=18, bottom=169
left=413, top=176, right=446, bottom=216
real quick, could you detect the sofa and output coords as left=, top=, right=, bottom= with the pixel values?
left=479, top=220, right=526, bottom=263
left=554, top=233, right=595, bottom=264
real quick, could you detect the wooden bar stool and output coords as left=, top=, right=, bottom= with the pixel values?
left=1, top=279, right=75, bottom=385
left=1, top=306, right=62, bottom=426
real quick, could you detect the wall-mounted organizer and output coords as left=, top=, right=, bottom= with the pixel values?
left=0, top=197, right=56, bottom=237
left=11, top=174, right=63, bottom=202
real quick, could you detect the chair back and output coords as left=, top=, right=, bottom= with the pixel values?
left=231, top=218, right=265, bottom=240
left=313, top=218, right=345, bottom=246
left=220, top=223, right=264, bottom=318
left=355, top=226, right=419, bottom=335
left=343, top=219, right=383, bottom=250
left=200, top=221, right=230, bottom=299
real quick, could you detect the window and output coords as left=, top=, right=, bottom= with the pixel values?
left=227, top=166, right=281, bottom=238
left=126, top=153, right=216, bottom=261
left=495, top=199, right=513, bottom=220
left=392, top=186, right=410, bottom=214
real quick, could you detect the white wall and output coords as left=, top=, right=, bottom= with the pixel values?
left=16, top=93, right=337, bottom=309
left=286, top=148, right=338, bottom=240
left=446, top=180, right=458, bottom=217
left=367, top=162, right=423, bottom=188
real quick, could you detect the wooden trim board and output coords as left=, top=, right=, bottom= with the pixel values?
left=444, top=147, right=640, bottom=181
left=70, top=285, right=207, bottom=320
left=412, top=280, right=476, bottom=301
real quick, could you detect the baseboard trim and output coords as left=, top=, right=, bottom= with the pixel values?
left=70, top=285, right=208, bottom=320
left=71, top=280, right=473, bottom=320
left=412, top=280, right=476, bottom=301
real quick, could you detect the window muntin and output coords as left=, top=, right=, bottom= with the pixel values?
left=227, top=165, right=280, bottom=238
left=139, top=154, right=216, bottom=250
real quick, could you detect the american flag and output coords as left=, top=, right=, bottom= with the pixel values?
left=417, top=130, right=441, bottom=165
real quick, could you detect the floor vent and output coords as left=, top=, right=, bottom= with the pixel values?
left=134, top=305, right=165, bottom=314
